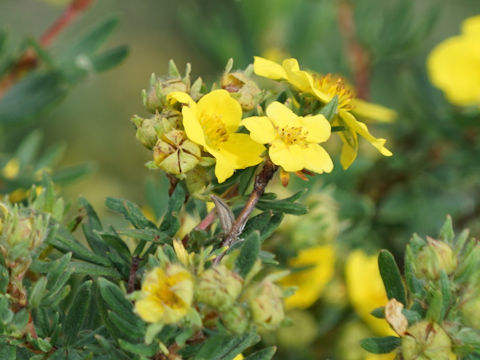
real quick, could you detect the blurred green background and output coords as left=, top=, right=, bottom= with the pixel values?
left=2, top=1, right=480, bottom=359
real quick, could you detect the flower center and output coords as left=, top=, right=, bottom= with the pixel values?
left=155, top=281, right=185, bottom=310
left=312, top=74, right=355, bottom=111
left=199, top=111, right=229, bottom=148
left=277, top=125, right=309, bottom=146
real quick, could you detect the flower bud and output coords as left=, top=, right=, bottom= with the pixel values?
left=402, top=321, right=454, bottom=360
left=222, top=306, right=250, bottom=334
left=277, top=310, right=317, bottom=348
left=143, top=74, right=188, bottom=113
left=153, top=130, right=201, bottom=176
left=195, top=265, right=243, bottom=311
left=459, top=290, right=480, bottom=329
left=245, top=280, right=284, bottom=332
left=415, top=238, right=457, bottom=280
left=221, top=69, right=262, bottom=111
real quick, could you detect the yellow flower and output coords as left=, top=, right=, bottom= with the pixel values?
left=168, top=90, right=265, bottom=183
left=2, top=159, right=20, bottom=179
left=135, top=264, right=193, bottom=324
left=253, top=57, right=393, bottom=169
left=427, top=15, right=480, bottom=107
left=242, top=102, right=333, bottom=173
left=280, top=245, right=335, bottom=310
left=345, top=250, right=395, bottom=336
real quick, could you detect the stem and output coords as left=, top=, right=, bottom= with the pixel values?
left=0, top=0, right=94, bottom=98
left=214, top=160, right=277, bottom=264
left=127, top=256, right=140, bottom=293
left=337, top=1, right=371, bottom=100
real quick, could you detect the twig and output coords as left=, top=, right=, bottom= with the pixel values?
left=214, top=160, right=277, bottom=264
left=0, top=0, right=94, bottom=98
left=127, top=256, right=140, bottom=293
left=337, top=1, right=370, bottom=100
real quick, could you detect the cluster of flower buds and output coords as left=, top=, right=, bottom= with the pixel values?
left=0, top=200, right=50, bottom=308
left=133, top=241, right=285, bottom=335
left=391, top=217, right=480, bottom=359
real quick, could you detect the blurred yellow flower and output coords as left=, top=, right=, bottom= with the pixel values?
left=2, top=159, right=20, bottom=180
left=280, top=245, right=335, bottom=310
left=428, top=15, right=480, bottom=107
left=168, top=90, right=265, bottom=183
left=345, top=250, right=395, bottom=336
left=253, top=57, right=392, bottom=169
left=135, top=264, right=193, bottom=324
left=243, top=101, right=333, bottom=173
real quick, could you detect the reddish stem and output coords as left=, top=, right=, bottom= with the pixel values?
left=0, top=0, right=94, bottom=98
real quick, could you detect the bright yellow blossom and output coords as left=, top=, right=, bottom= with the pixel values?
left=345, top=250, right=395, bottom=336
left=427, top=15, right=480, bottom=107
left=243, top=102, right=333, bottom=173
left=253, top=57, right=393, bottom=169
left=280, top=245, right=335, bottom=310
left=168, top=90, right=265, bottom=183
left=135, top=264, right=193, bottom=324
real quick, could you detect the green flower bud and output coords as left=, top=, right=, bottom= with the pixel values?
left=222, top=306, right=250, bottom=334
left=245, top=280, right=284, bottom=332
left=153, top=130, right=201, bottom=176
left=415, top=238, right=457, bottom=280
left=459, top=290, right=480, bottom=328
left=195, top=265, right=243, bottom=311
left=221, top=65, right=262, bottom=111
left=142, top=74, right=188, bottom=113
left=402, top=321, right=454, bottom=360
left=131, top=114, right=159, bottom=149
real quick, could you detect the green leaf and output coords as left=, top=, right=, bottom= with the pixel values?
left=360, top=336, right=401, bottom=354
left=256, top=191, right=308, bottom=215
left=105, top=197, right=156, bottom=229
left=69, top=262, right=121, bottom=279
left=60, top=16, right=120, bottom=61
left=0, top=72, right=67, bottom=124
left=0, top=344, right=15, bottom=360
left=63, top=281, right=93, bottom=345
left=51, top=162, right=95, bottom=185
left=48, top=226, right=110, bottom=266
left=90, top=45, right=129, bottom=72
left=15, top=130, right=42, bottom=164
left=118, top=339, right=158, bottom=356
left=235, top=231, right=260, bottom=278
left=108, top=310, right=144, bottom=339
left=439, top=270, right=451, bottom=320
left=244, top=347, right=277, bottom=360
left=318, top=95, right=338, bottom=121
left=404, top=245, right=425, bottom=297
left=426, top=288, right=443, bottom=323
left=378, top=250, right=407, bottom=305
left=29, top=276, right=48, bottom=308
left=80, top=197, right=109, bottom=257
left=97, top=278, right=139, bottom=325
left=370, top=307, right=385, bottom=319
left=0, top=264, right=8, bottom=293
left=191, top=331, right=260, bottom=360
left=159, top=183, right=186, bottom=236
left=242, top=212, right=271, bottom=237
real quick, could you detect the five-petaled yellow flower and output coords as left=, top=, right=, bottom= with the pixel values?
left=243, top=102, right=333, bottom=173
left=169, top=90, right=265, bottom=183
left=135, top=264, right=193, bottom=324
left=280, top=245, right=335, bottom=310
left=428, top=15, right=480, bottom=107
left=253, top=57, right=393, bottom=169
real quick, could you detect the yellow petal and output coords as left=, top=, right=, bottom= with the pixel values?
left=339, top=131, right=358, bottom=170
left=352, top=99, right=397, bottom=123
left=340, top=110, right=392, bottom=156
left=427, top=35, right=480, bottom=106
left=253, top=56, right=288, bottom=80
left=302, top=114, right=331, bottom=143
left=462, top=15, right=480, bottom=37
left=135, top=296, right=165, bottom=323
left=219, top=133, right=265, bottom=169
left=208, top=148, right=236, bottom=183
left=302, top=144, right=333, bottom=173
left=345, top=250, right=396, bottom=336
left=197, top=90, right=242, bottom=133
left=283, top=59, right=314, bottom=93
left=266, top=101, right=298, bottom=129
left=242, top=116, right=276, bottom=144
left=182, top=106, right=206, bottom=146
left=168, top=91, right=196, bottom=108
left=269, top=141, right=303, bottom=172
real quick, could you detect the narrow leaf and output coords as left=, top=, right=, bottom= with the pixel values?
left=378, top=250, right=407, bottom=305
left=360, top=336, right=401, bottom=354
